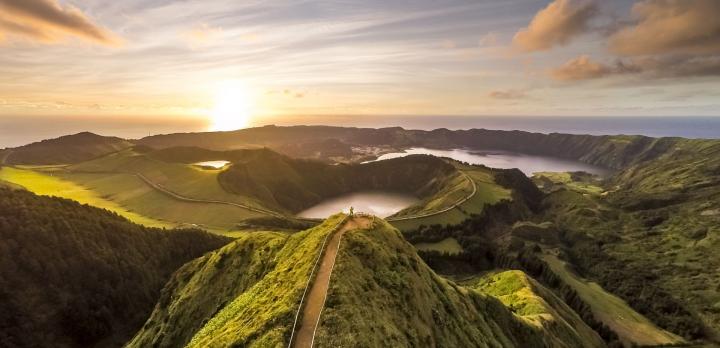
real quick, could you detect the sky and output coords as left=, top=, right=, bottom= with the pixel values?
left=1, top=0, right=719, bottom=129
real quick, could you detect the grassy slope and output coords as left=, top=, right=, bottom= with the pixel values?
left=0, top=166, right=171, bottom=228
left=314, top=219, right=604, bottom=348
left=532, top=172, right=604, bottom=195
left=390, top=164, right=511, bottom=231
left=128, top=215, right=346, bottom=348
left=69, top=149, right=268, bottom=209
left=57, top=172, right=266, bottom=233
left=126, top=232, right=287, bottom=348
left=541, top=254, right=684, bottom=346
left=390, top=171, right=473, bottom=217
left=467, top=270, right=604, bottom=347
left=537, top=139, right=720, bottom=340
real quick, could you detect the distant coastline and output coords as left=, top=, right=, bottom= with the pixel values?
left=1, top=115, right=719, bottom=148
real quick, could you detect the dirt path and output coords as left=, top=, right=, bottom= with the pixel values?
left=386, top=171, right=476, bottom=221
left=291, top=216, right=372, bottom=348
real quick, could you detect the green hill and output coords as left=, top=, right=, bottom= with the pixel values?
left=218, top=153, right=466, bottom=213
left=134, top=125, right=713, bottom=169
left=314, top=219, right=604, bottom=347
left=129, top=215, right=604, bottom=347
left=127, top=214, right=347, bottom=347
left=0, top=188, right=230, bottom=348
left=4, top=132, right=132, bottom=165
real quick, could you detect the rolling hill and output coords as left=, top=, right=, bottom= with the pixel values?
left=3, top=132, right=133, bottom=165
left=129, top=215, right=604, bottom=347
left=218, top=152, right=466, bottom=213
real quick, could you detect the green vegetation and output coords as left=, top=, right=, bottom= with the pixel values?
left=540, top=254, right=685, bottom=346
left=0, top=188, right=229, bottom=348
left=389, top=163, right=511, bottom=231
left=414, top=237, right=464, bottom=255
left=4, top=132, right=132, bottom=165
left=0, top=166, right=171, bottom=228
left=53, top=171, right=267, bottom=233
left=69, top=148, right=267, bottom=209
left=219, top=152, right=466, bottom=214
left=532, top=171, right=604, bottom=195
left=537, top=139, right=720, bottom=341
left=467, top=269, right=605, bottom=346
left=470, top=270, right=547, bottom=316
left=313, top=219, right=604, bottom=347
left=128, top=215, right=346, bottom=347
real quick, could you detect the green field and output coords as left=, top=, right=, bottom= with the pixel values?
left=414, top=237, right=464, bottom=254
left=0, top=166, right=172, bottom=228
left=0, top=166, right=269, bottom=234
left=390, top=165, right=511, bottom=231
left=69, top=149, right=270, bottom=209
left=541, top=254, right=685, bottom=346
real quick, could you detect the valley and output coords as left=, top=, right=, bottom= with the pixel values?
left=1, top=125, right=719, bottom=347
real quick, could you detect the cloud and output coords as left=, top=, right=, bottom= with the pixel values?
left=488, top=89, right=528, bottom=99
left=551, top=1, right=720, bottom=82
left=181, top=23, right=223, bottom=49
left=552, top=54, right=720, bottom=81
left=513, top=0, right=598, bottom=52
left=609, top=0, right=720, bottom=56
left=551, top=55, right=614, bottom=80
left=0, top=0, right=120, bottom=45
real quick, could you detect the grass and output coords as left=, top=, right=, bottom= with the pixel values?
left=127, top=231, right=289, bottom=348
left=391, top=171, right=473, bottom=217
left=185, top=214, right=346, bottom=347
left=69, top=149, right=270, bottom=209
left=54, top=171, right=267, bottom=234
left=0, top=166, right=172, bottom=228
left=414, top=237, right=464, bottom=255
left=390, top=164, right=511, bottom=231
left=532, top=171, right=604, bottom=195
left=0, top=165, right=269, bottom=234
left=313, top=218, right=604, bottom=347
left=541, top=253, right=685, bottom=346
left=469, top=270, right=555, bottom=316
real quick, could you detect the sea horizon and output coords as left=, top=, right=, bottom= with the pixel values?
left=1, top=115, right=719, bottom=149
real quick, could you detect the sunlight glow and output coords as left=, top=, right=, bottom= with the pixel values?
left=210, top=82, right=253, bottom=131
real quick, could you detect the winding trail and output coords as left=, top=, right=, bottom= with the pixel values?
left=386, top=171, right=477, bottom=221
left=63, top=169, right=320, bottom=223
left=290, top=215, right=372, bottom=348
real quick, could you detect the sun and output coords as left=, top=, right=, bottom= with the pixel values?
left=210, top=82, right=253, bottom=131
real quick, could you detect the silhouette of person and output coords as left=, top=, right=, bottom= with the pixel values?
left=349, top=206, right=354, bottom=216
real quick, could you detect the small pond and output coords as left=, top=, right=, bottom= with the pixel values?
left=193, top=160, right=230, bottom=169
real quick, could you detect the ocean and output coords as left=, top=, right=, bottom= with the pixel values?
left=1, top=115, right=718, bottom=148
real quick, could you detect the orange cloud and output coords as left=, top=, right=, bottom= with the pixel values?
left=513, top=0, right=598, bottom=52
left=488, top=89, right=527, bottom=99
left=552, top=55, right=720, bottom=81
left=551, top=55, right=612, bottom=80
left=0, top=0, right=121, bottom=45
left=609, top=0, right=720, bottom=56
